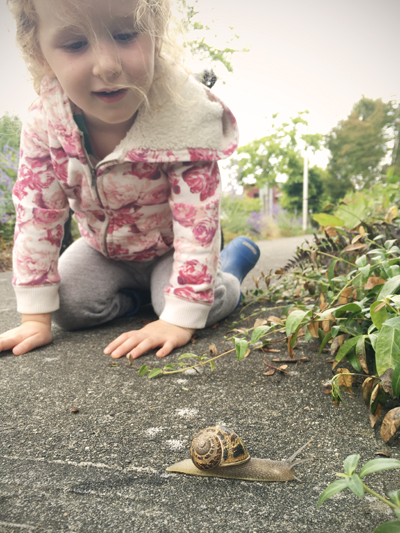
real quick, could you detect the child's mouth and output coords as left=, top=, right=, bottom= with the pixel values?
left=94, top=89, right=127, bottom=103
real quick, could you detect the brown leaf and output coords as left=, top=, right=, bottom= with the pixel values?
left=358, top=226, right=366, bottom=236
left=324, top=388, right=332, bottom=394
left=211, top=323, right=219, bottom=329
left=267, top=316, right=284, bottom=326
left=254, top=318, right=268, bottom=328
left=307, top=321, right=319, bottom=338
left=330, top=334, right=345, bottom=357
left=343, top=243, right=367, bottom=253
left=369, top=403, right=383, bottom=428
left=322, top=320, right=332, bottom=333
left=244, top=348, right=251, bottom=359
left=351, top=234, right=363, bottom=244
left=381, top=407, right=400, bottom=443
left=373, top=302, right=387, bottom=312
left=266, top=349, right=281, bottom=353
left=362, top=377, right=379, bottom=407
left=332, top=400, right=340, bottom=408
left=371, top=383, right=381, bottom=404
left=252, top=275, right=260, bottom=289
left=337, top=368, right=353, bottom=392
left=325, top=226, right=338, bottom=237
left=295, top=285, right=302, bottom=297
left=319, top=292, right=327, bottom=311
left=310, top=251, right=318, bottom=268
left=263, top=369, right=275, bottom=376
left=374, top=450, right=391, bottom=457
left=275, top=268, right=286, bottom=275
left=278, top=364, right=288, bottom=371
left=385, top=206, right=398, bottom=224
left=364, top=277, right=386, bottom=290
left=380, top=368, right=394, bottom=395
left=71, top=408, right=79, bottom=413
left=209, top=344, right=218, bottom=356
left=287, top=335, right=294, bottom=358
left=357, top=344, right=369, bottom=374
left=339, top=286, right=353, bottom=304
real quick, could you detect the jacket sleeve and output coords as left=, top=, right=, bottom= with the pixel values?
left=12, top=101, right=70, bottom=314
left=160, top=160, right=221, bottom=329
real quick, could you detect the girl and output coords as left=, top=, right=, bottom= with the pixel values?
left=0, top=0, right=260, bottom=360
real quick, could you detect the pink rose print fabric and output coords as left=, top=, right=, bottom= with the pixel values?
left=12, top=74, right=238, bottom=320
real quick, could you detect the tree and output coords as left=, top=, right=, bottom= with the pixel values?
left=0, top=113, right=22, bottom=150
left=234, top=112, right=323, bottom=189
left=280, top=163, right=327, bottom=217
left=324, top=96, right=399, bottom=200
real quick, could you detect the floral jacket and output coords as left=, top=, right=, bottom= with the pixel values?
left=12, top=68, right=239, bottom=328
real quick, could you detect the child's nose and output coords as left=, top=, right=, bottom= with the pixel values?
left=92, top=42, right=122, bottom=80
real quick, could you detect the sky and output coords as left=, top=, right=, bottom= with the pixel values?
left=0, top=0, right=399, bottom=165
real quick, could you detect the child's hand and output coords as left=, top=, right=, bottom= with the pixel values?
left=0, top=314, right=52, bottom=356
left=104, top=319, right=196, bottom=360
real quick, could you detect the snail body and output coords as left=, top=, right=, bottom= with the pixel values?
left=167, top=425, right=310, bottom=482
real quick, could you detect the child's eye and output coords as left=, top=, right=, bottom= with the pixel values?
left=114, top=32, right=138, bottom=43
left=64, top=41, right=88, bottom=52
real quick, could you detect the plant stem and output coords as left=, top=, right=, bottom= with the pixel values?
left=362, top=482, right=399, bottom=511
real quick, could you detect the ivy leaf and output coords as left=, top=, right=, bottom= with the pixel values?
left=234, top=337, right=249, bottom=361
left=285, top=309, right=310, bottom=336
left=335, top=336, right=363, bottom=364
left=375, top=318, right=400, bottom=376
left=393, top=363, right=400, bottom=398
left=359, top=458, right=400, bottom=478
left=317, top=478, right=349, bottom=508
left=250, top=325, right=272, bottom=344
left=138, top=365, right=149, bottom=377
left=178, top=353, right=201, bottom=360
left=343, top=454, right=360, bottom=476
left=148, top=368, right=163, bottom=379
left=347, top=474, right=364, bottom=497
left=379, top=275, right=400, bottom=300
left=370, top=301, right=389, bottom=331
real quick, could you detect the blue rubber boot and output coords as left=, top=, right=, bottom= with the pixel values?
left=220, top=236, right=260, bottom=306
left=120, top=289, right=142, bottom=318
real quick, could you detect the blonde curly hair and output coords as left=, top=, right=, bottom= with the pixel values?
left=7, top=0, right=185, bottom=103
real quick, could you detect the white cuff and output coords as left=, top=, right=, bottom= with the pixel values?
left=14, top=284, right=60, bottom=314
left=160, top=294, right=210, bottom=329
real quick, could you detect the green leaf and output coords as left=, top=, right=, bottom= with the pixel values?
left=285, top=309, right=310, bottom=336
left=335, top=336, right=363, bottom=364
left=317, top=478, right=349, bottom=508
left=250, top=325, right=272, bottom=344
left=392, top=363, right=400, bottom=398
left=395, top=510, right=400, bottom=520
left=313, top=213, right=345, bottom=227
left=344, top=454, right=360, bottom=476
left=331, top=303, right=362, bottom=318
left=375, top=319, right=400, bottom=376
left=369, top=333, right=378, bottom=350
left=388, top=489, right=400, bottom=507
left=371, top=301, right=389, bottom=331
left=359, top=458, right=400, bottom=478
left=328, top=259, right=338, bottom=289
left=234, top=337, right=249, bottom=361
left=138, top=364, right=149, bottom=377
left=359, top=264, right=371, bottom=279
left=346, top=350, right=362, bottom=372
left=148, top=368, right=163, bottom=379
left=347, top=474, right=364, bottom=497
left=209, top=360, right=216, bottom=372
left=371, top=521, right=400, bottom=533
left=178, top=353, right=201, bottom=360
left=380, top=275, right=400, bottom=300
left=356, top=254, right=368, bottom=267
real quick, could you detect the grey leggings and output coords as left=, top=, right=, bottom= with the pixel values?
left=52, top=238, right=240, bottom=331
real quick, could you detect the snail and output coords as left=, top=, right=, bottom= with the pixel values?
left=166, top=425, right=310, bottom=482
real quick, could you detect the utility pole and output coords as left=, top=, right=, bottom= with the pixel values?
left=302, top=151, right=308, bottom=231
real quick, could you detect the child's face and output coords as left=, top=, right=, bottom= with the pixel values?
left=34, top=0, right=156, bottom=133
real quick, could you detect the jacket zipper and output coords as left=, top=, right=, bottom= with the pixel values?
left=79, top=131, right=118, bottom=257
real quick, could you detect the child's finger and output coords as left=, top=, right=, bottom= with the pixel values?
left=128, top=337, right=161, bottom=360
left=156, top=340, right=175, bottom=358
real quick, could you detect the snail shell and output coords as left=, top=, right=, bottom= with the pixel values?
left=167, top=426, right=310, bottom=482
left=190, top=425, right=250, bottom=470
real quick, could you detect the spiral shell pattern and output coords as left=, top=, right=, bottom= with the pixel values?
left=190, top=425, right=250, bottom=470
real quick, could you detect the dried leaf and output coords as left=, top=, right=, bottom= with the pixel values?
left=263, top=369, right=275, bottom=376
left=275, top=268, right=286, bottom=275
left=330, top=334, right=345, bottom=357
left=371, top=383, right=381, bottom=404
left=385, top=206, right=398, bottom=224
left=211, top=323, right=219, bottom=329
left=357, top=342, right=369, bottom=374
left=278, top=364, right=288, bottom=371
left=209, top=344, right=218, bottom=356
left=380, top=368, right=394, bottom=395
left=337, top=368, right=353, bottom=393
left=373, top=301, right=387, bottom=312
left=374, top=450, right=391, bottom=457
left=310, top=251, right=318, bottom=268
left=266, top=349, right=281, bottom=353
left=343, top=243, right=367, bottom=253
left=339, top=286, right=353, bottom=304
left=362, top=377, right=379, bottom=407
left=307, top=321, right=319, bottom=338
left=252, top=275, right=260, bottom=288
left=325, top=226, right=338, bottom=237
left=351, top=234, right=363, bottom=244
left=267, top=316, right=284, bottom=326
left=320, top=292, right=327, bottom=311
left=369, top=403, right=383, bottom=428
left=287, top=334, right=294, bottom=358
left=359, top=226, right=366, bottom=236
left=244, top=348, right=251, bottom=359
left=364, top=277, right=386, bottom=290
left=381, top=407, right=400, bottom=443
left=295, top=285, right=302, bottom=297
left=254, top=318, right=268, bottom=328
left=322, top=320, right=332, bottom=333
left=71, top=408, right=79, bottom=413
